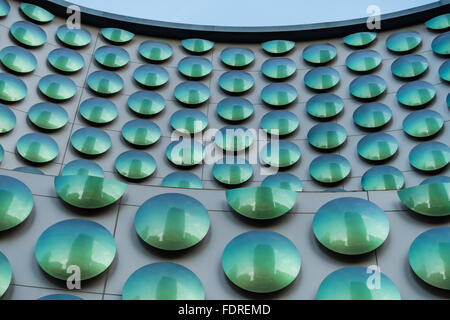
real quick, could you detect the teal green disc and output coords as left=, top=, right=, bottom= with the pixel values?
left=10, top=21, right=46, bottom=47
left=17, top=132, right=58, bottom=163
left=20, top=3, right=54, bottom=23
left=101, top=27, right=134, bottom=44
left=343, top=32, right=377, bottom=47
left=222, top=230, right=300, bottom=293
left=123, top=263, right=205, bottom=300
left=439, top=60, right=450, bottom=82
left=260, top=110, right=298, bottom=136
left=261, top=173, right=303, bottom=192
left=260, top=140, right=301, bottom=168
left=0, top=251, right=12, bottom=298
left=38, top=74, right=76, bottom=100
left=309, top=154, right=351, bottom=183
left=128, top=91, right=165, bottom=116
left=178, top=56, right=212, bottom=78
left=317, top=266, right=400, bottom=300
left=215, top=126, right=254, bottom=152
left=166, top=140, right=205, bottom=167
left=94, top=46, right=130, bottom=68
left=307, top=123, right=347, bottom=150
left=391, top=54, right=428, bottom=79
left=161, top=172, right=203, bottom=189
left=174, top=82, right=210, bottom=105
left=409, top=227, right=450, bottom=289
left=13, top=167, right=43, bottom=174
left=0, top=46, right=37, bottom=73
left=0, top=0, right=10, bottom=17
left=303, top=43, right=337, bottom=64
left=54, top=175, right=126, bottom=209
left=133, top=65, right=169, bottom=88
left=62, top=159, right=104, bottom=178
left=0, top=145, right=3, bottom=163
left=350, top=75, right=386, bottom=99
left=79, top=97, right=118, bottom=124
left=426, top=13, right=450, bottom=30
left=87, top=70, right=123, bottom=95
left=56, top=25, right=91, bottom=47
left=313, top=197, right=389, bottom=255
left=261, top=40, right=295, bottom=54
left=35, top=219, right=116, bottom=280
left=28, top=102, right=68, bottom=130
left=398, top=183, right=449, bottom=217
left=306, top=93, right=344, bottom=119
left=397, top=81, right=436, bottom=107
left=0, top=104, right=16, bottom=133
left=409, top=141, right=449, bottom=171
left=219, top=70, right=254, bottom=93
left=357, top=133, right=398, bottom=161
left=386, top=31, right=421, bottom=53
left=0, top=73, right=27, bottom=102
left=70, top=127, right=111, bottom=156
left=402, top=109, right=444, bottom=138
left=134, top=193, right=210, bottom=250
left=138, top=40, right=173, bottom=62
left=220, top=47, right=254, bottom=68
left=39, top=294, right=83, bottom=300
left=0, top=175, right=34, bottom=231
left=353, top=103, right=392, bottom=129
left=261, top=58, right=296, bottom=79
left=122, top=119, right=161, bottom=146
left=432, top=32, right=450, bottom=55
left=346, top=50, right=381, bottom=72
left=421, top=176, right=450, bottom=185
left=48, top=48, right=84, bottom=73
left=170, top=109, right=208, bottom=134
left=213, top=157, right=253, bottom=185
left=261, top=83, right=297, bottom=106
left=216, top=97, right=254, bottom=122
left=361, top=165, right=404, bottom=191
left=304, top=67, right=340, bottom=90
left=115, top=150, right=156, bottom=180
left=181, top=38, right=214, bottom=53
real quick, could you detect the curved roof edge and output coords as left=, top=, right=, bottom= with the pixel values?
left=25, top=0, right=450, bottom=42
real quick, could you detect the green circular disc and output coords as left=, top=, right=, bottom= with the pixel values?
left=317, top=266, right=400, bottom=300
left=39, top=294, right=83, bottom=300
left=71, top=127, right=111, bottom=156
left=260, top=140, right=301, bottom=168
left=409, top=141, right=450, bottom=171
left=357, top=133, right=398, bottom=161
left=310, top=154, right=351, bottom=183
left=16, top=133, right=58, bottom=163
left=123, top=263, right=205, bottom=300
left=447, top=93, right=450, bottom=108
left=403, top=109, right=444, bottom=138
left=409, top=227, right=450, bottom=290
left=398, top=183, right=450, bottom=216
left=222, top=230, right=301, bottom=293
left=426, top=13, right=450, bottom=30
left=48, top=48, right=84, bottom=73
left=386, top=31, right=421, bottom=53
left=313, top=197, right=389, bottom=255
left=261, top=40, right=295, bottom=54
left=79, top=97, right=118, bottom=124
left=213, top=157, right=253, bottom=185
left=308, top=123, right=347, bottom=150
left=87, top=70, right=123, bottom=95
left=220, top=47, right=254, bottom=68
left=181, top=38, right=214, bottom=53
left=261, top=58, right=296, bottom=79
left=306, top=93, right=344, bottom=119
left=138, top=40, right=173, bottom=62
left=10, top=21, right=46, bottom=47
left=0, top=0, right=10, bottom=17
left=0, top=104, right=16, bottom=133
left=122, top=119, right=161, bottom=146
left=13, top=166, right=43, bottom=174
left=353, top=103, right=392, bottom=129
left=115, top=150, right=156, bottom=180
left=421, top=176, right=450, bottom=185
left=350, top=75, right=386, bottom=99
left=215, top=126, right=254, bottom=152
left=0, top=73, right=27, bottom=102
left=38, top=74, right=76, bottom=101
left=0, top=251, right=11, bottom=298
left=61, top=159, right=104, bottom=178
left=127, top=91, right=165, bottom=116
left=432, top=32, right=450, bottom=55
left=0, top=145, right=3, bottom=163
left=346, top=50, right=381, bottom=72
left=303, top=43, right=337, bottom=64
left=361, top=165, right=405, bottom=191
left=216, top=97, right=254, bottom=122
left=0, top=175, right=33, bottom=231
left=261, top=83, right=297, bottom=106
left=0, top=46, right=37, bottom=73
left=439, top=60, right=450, bottom=81
left=35, top=219, right=116, bottom=280
left=20, top=3, right=54, bottom=23
left=101, top=28, right=134, bottom=44
left=56, top=25, right=91, bottom=47
left=391, top=54, right=428, bottom=79
left=166, top=140, right=205, bottom=167
left=219, top=70, right=254, bottom=93
left=170, top=109, right=208, bottom=134
left=161, top=172, right=203, bottom=189
left=54, top=175, right=126, bottom=209
left=94, top=46, right=130, bottom=68
left=178, top=57, right=212, bottom=78
left=174, top=82, right=210, bottom=105
left=260, top=110, right=298, bottom=136
left=135, top=193, right=210, bottom=250
left=133, top=65, right=169, bottom=88
left=397, top=81, right=436, bottom=107
left=28, top=102, right=68, bottom=130
left=304, top=67, right=340, bottom=90
left=261, top=173, right=302, bottom=192
left=343, top=32, right=377, bottom=47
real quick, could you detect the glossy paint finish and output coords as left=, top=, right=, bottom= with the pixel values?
left=357, top=133, right=398, bottom=161
left=222, top=230, right=301, bottom=293
left=260, top=110, right=298, bottom=136
left=398, top=183, right=450, bottom=217
left=133, top=65, right=169, bottom=87
left=440, top=60, right=450, bottom=82
left=431, top=32, right=450, bottom=55
left=303, top=43, right=337, bottom=64
left=48, top=48, right=84, bottom=73
left=213, top=157, right=253, bottom=185
left=386, top=31, right=421, bottom=52
left=261, top=58, right=296, bottom=79
left=35, top=219, right=116, bottom=280
left=39, top=294, right=83, bottom=300
left=0, top=0, right=9, bottom=17
left=20, top=3, right=54, bottom=23
left=56, top=25, right=91, bottom=47
left=219, top=71, right=254, bottom=93
left=349, top=75, right=386, bottom=99
left=309, top=154, right=351, bottom=183
left=343, top=32, right=377, bottom=47
left=397, top=81, right=436, bottom=107
left=87, top=70, right=124, bottom=95
left=0, top=73, right=27, bottom=102
left=70, top=127, right=112, bottom=156
left=346, top=50, right=382, bottom=72
left=313, top=197, right=389, bottom=255
left=307, top=123, right=347, bottom=150
left=361, top=165, right=405, bottom=191
left=115, top=150, right=156, bottom=180
left=79, top=97, right=118, bottom=124
left=402, top=109, right=443, bottom=138
left=138, top=40, right=173, bottom=62
left=216, top=97, right=253, bottom=122
left=127, top=91, right=165, bottom=116
left=16, top=133, right=58, bottom=163
left=166, top=140, right=205, bottom=166
left=0, top=104, right=16, bottom=133
left=391, top=54, right=428, bottom=78
left=220, top=47, right=254, bottom=67
left=174, top=82, right=210, bottom=105
left=170, top=109, right=208, bottom=134
left=421, top=176, right=450, bottom=185
left=101, top=28, right=134, bottom=43
left=0, top=46, right=37, bottom=73
left=38, top=75, right=76, bottom=100
left=261, top=173, right=303, bottom=192
left=122, top=263, right=205, bottom=300
left=61, top=159, right=104, bottom=178
left=54, top=175, right=126, bottom=209
left=13, top=166, right=43, bottom=174
left=261, top=83, right=297, bottom=106
left=261, top=40, right=295, bottom=54
left=161, top=172, right=203, bottom=189
left=409, top=141, right=450, bottom=171
left=135, top=193, right=210, bottom=250
left=353, top=103, right=392, bottom=129
left=122, top=119, right=161, bottom=146
left=260, top=140, right=301, bottom=168
left=306, top=93, right=344, bottom=119
left=0, top=251, right=12, bottom=298
left=94, top=46, right=130, bottom=68
left=304, top=67, right=340, bottom=90
left=215, top=126, right=254, bottom=151
left=181, top=38, right=214, bottom=53
left=178, top=57, right=212, bottom=78
left=28, top=102, right=68, bottom=130
left=10, top=21, right=46, bottom=47
left=0, top=175, right=34, bottom=231
left=425, top=13, right=450, bottom=30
